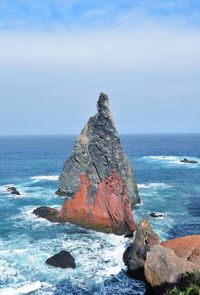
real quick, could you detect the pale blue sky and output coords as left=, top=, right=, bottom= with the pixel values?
left=0, top=0, right=200, bottom=135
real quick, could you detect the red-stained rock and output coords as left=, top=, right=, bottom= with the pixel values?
left=33, top=93, right=139, bottom=235
left=57, top=171, right=136, bottom=235
left=160, top=235, right=200, bottom=263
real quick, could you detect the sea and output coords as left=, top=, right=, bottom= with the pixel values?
left=0, top=134, right=200, bottom=295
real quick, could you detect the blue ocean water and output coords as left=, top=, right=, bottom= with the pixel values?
left=0, top=134, right=200, bottom=294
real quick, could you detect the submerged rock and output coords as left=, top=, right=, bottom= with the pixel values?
left=180, top=158, right=198, bottom=164
left=144, top=235, right=200, bottom=293
left=123, top=219, right=159, bottom=279
left=34, top=92, right=139, bottom=235
left=6, top=186, right=20, bottom=195
left=149, top=212, right=163, bottom=218
left=46, top=250, right=76, bottom=269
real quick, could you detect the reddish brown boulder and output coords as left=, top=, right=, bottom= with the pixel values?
left=160, top=235, right=200, bottom=263
left=144, top=235, right=200, bottom=291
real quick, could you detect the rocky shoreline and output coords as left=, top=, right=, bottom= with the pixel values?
left=124, top=224, right=200, bottom=294
left=32, top=93, right=200, bottom=294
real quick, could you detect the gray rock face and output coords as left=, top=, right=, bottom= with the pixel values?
left=56, top=92, right=140, bottom=205
left=123, top=219, right=159, bottom=279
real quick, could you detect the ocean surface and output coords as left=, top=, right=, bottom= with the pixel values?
left=0, top=134, right=200, bottom=295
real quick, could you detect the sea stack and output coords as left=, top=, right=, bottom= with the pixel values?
left=57, top=92, right=139, bottom=234
left=35, top=93, right=140, bottom=235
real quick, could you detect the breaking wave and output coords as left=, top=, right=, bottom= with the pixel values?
left=138, top=183, right=171, bottom=189
left=30, top=175, right=59, bottom=181
left=143, top=155, right=199, bottom=167
left=0, top=281, right=43, bottom=295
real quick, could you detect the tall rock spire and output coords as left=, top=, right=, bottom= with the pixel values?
left=56, top=92, right=140, bottom=234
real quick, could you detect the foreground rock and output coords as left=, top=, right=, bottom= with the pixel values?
left=46, top=250, right=76, bottom=269
left=123, top=219, right=159, bottom=279
left=160, top=235, right=200, bottom=264
left=144, top=235, right=200, bottom=293
left=34, top=93, right=139, bottom=235
left=180, top=158, right=198, bottom=164
left=6, top=186, right=20, bottom=195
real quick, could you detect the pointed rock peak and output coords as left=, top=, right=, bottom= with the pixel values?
left=97, top=92, right=110, bottom=116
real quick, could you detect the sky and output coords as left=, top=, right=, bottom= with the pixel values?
left=0, top=0, right=200, bottom=135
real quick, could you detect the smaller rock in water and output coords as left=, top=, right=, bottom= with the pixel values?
left=123, top=219, right=159, bottom=280
left=180, top=158, right=198, bottom=164
left=149, top=212, right=163, bottom=218
left=33, top=206, right=59, bottom=222
left=6, top=186, right=20, bottom=195
left=46, top=250, right=76, bottom=269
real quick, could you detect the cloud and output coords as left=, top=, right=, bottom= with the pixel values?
left=0, top=25, right=200, bottom=73
left=0, top=1, right=199, bottom=72
left=0, top=0, right=200, bottom=134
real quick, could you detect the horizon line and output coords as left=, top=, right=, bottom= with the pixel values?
left=0, top=133, right=200, bottom=137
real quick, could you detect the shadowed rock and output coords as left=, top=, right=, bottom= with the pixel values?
left=123, top=219, right=159, bottom=279
left=180, top=158, right=198, bottom=164
left=33, top=206, right=59, bottom=222
left=6, top=186, right=20, bottom=195
left=46, top=250, right=76, bottom=269
left=149, top=212, right=163, bottom=218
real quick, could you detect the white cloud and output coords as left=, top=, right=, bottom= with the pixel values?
left=0, top=24, right=200, bottom=72
left=0, top=0, right=199, bottom=73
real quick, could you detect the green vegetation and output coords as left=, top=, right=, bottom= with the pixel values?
left=168, top=272, right=200, bottom=295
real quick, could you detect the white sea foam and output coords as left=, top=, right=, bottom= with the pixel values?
left=0, top=184, right=14, bottom=193
left=143, top=155, right=199, bottom=167
left=0, top=215, right=146, bottom=294
left=30, top=175, right=59, bottom=181
left=147, top=156, right=179, bottom=161
left=0, top=261, right=18, bottom=282
left=138, top=183, right=171, bottom=189
left=0, top=281, right=42, bottom=295
left=13, top=205, right=61, bottom=227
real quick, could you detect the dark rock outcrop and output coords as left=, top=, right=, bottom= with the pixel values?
left=33, top=93, right=139, bottom=235
left=6, top=186, right=20, bottom=195
left=33, top=206, right=59, bottom=222
left=123, top=219, right=159, bottom=279
left=149, top=212, right=163, bottom=218
left=180, top=158, right=198, bottom=164
left=46, top=250, right=76, bottom=269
